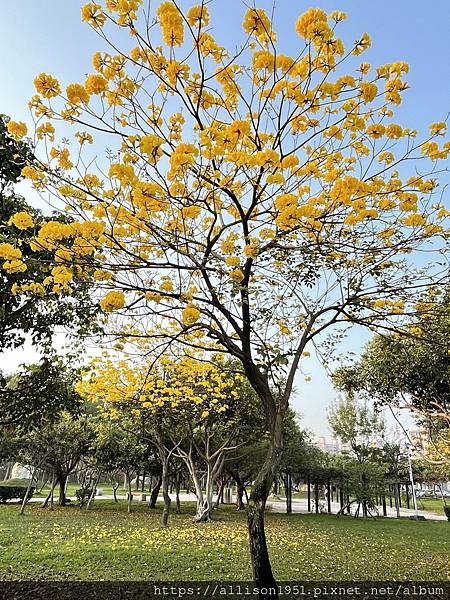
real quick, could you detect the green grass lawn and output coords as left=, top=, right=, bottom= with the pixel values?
left=1, top=500, right=449, bottom=581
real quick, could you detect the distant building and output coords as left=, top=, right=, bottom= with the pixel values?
left=314, top=436, right=349, bottom=454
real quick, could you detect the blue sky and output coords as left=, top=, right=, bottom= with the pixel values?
left=1, top=0, right=449, bottom=435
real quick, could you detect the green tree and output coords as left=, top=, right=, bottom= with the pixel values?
left=328, top=395, right=386, bottom=516
left=0, top=114, right=99, bottom=351
left=93, top=420, right=148, bottom=513
left=21, top=413, right=95, bottom=506
left=0, top=358, right=82, bottom=429
left=333, top=291, right=450, bottom=460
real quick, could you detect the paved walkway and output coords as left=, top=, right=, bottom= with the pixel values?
left=266, top=496, right=447, bottom=521
left=28, top=491, right=447, bottom=521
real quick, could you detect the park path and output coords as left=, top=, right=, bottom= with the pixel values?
left=28, top=491, right=447, bottom=521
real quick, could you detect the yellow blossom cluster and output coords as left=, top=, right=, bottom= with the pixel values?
left=243, top=8, right=276, bottom=45
left=11, top=0, right=449, bottom=350
left=6, top=120, right=27, bottom=140
left=8, top=211, right=34, bottom=230
left=157, top=2, right=184, bottom=46
left=77, top=355, right=244, bottom=419
left=0, top=242, right=27, bottom=274
left=99, top=290, right=125, bottom=312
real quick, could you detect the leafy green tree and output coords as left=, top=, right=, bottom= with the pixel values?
left=0, top=114, right=99, bottom=351
left=93, top=420, right=148, bottom=513
left=0, top=358, right=82, bottom=429
left=328, top=395, right=386, bottom=516
left=328, top=395, right=386, bottom=459
left=333, top=291, right=450, bottom=460
left=20, top=413, right=95, bottom=506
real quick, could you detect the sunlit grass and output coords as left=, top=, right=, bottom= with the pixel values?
left=0, top=501, right=449, bottom=581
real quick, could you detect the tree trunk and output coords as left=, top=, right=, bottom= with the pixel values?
left=393, top=483, right=401, bottom=518
left=149, top=474, right=162, bottom=508
left=175, top=472, right=181, bottom=514
left=193, top=463, right=215, bottom=522
left=314, top=483, right=319, bottom=514
left=58, top=474, right=67, bottom=506
left=307, top=477, right=311, bottom=512
left=41, top=475, right=58, bottom=509
left=127, top=476, right=133, bottom=513
left=284, top=473, right=292, bottom=514
left=327, top=480, right=331, bottom=514
left=160, top=459, right=171, bottom=527
left=20, top=466, right=39, bottom=516
left=273, top=478, right=279, bottom=497
left=236, top=477, right=246, bottom=511
left=86, top=473, right=100, bottom=510
left=246, top=427, right=283, bottom=598
left=112, top=481, right=119, bottom=503
left=214, top=475, right=227, bottom=509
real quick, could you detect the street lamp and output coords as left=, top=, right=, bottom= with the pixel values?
left=406, top=442, right=419, bottom=520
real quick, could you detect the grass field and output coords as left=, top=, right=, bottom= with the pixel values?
left=0, top=501, right=449, bottom=581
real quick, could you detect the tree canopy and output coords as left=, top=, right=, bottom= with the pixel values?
left=4, top=0, right=450, bottom=587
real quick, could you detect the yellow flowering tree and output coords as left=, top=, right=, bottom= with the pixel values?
left=78, top=353, right=249, bottom=523
left=13, top=0, right=450, bottom=585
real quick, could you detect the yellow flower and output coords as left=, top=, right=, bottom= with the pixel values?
left=187, top=5, right=209, bottom=28
left=8, top=211, right=34, bottom=230
left=156, top=2, right=184, bottom=46
left=76, top=131, right=94, bottom=145
left=36, top=122, right=55, bottom=141
left=225, top=256, right=240, bottom=267
left=52, top=265, right=73, bottom=286
left=6, top=121, right=27, bottom=140
left=366, top=123, right=385, bottom=139
left=429, top=122, right=447, bottom=136
left=385, top=123, right=403, bottom=139
left=230, top=269, right=244, bottom=282
left=295, top=8, right=330, bottom=41
left=0, top=243, right=22, bottom=261
left=353, top=32, right=371, bottom=55
left=85, top=73, right=108, bottom=94
left=34, top=73, right=61, bottom=98
left=81, top=3, right=106, bottom=28
left=100, top=290, right=125, bottom=312
left=243, top=244, right=259, bottom=259
left=3, top=260, right=27, bottom=273
left=402, top=214, right=426, bottom=227
left=66, top=83, right=90, bottom=105
left=93, top=269, right=113, bottom=281
left=139, top=134, right=165, bottom=163
left=182, top=303, right=200, bottom=326
left=359, top=82, right=378, bottom=103
left=201, top=410, right=209, bottom=419
left=145, top=291, right=162, bottom=302
left=159, top=277, right=174, bottom=292
left=243, top=8, right=275, bottom=44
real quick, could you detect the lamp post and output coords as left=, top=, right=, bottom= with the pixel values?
left=406, top=443, right=419, bottom=519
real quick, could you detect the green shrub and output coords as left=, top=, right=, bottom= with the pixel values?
left=75, top=487, right=93, bottom=507
left=0, top=484, right=35, bottom=503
